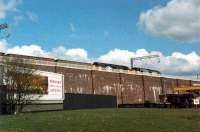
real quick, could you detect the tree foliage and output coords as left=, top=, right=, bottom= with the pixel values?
left=1, top=58, right=45, bottom=113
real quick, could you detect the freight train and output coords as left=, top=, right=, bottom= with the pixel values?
left=0, top=52, right=200, bottom=108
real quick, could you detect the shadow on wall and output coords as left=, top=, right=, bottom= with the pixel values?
left=0, top=85, right=7, bottom=114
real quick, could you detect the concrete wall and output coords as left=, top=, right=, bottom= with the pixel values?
left=177, top=79, right=191, bottom=87
left=121, top=74, right=144, bottom=104
left=92, top=71, right=120, bottom=95
left=162, top=78, right=177, bottom=94
left=0, top=53, right=199, bottom=107
left=32, top=64, right=189, bottom=105
left=143, top=76, right=162, bottom=103
left=56, top=67, right=93, bottom=94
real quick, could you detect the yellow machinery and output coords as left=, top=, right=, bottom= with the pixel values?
left=175, top=86, right=200, bottom=91
left=159, top=86, right=200, bottom=107
left=174, top=86, right=200, bottom=107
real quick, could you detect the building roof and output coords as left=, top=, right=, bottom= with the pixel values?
left=6, top=53, right=55, bottom=61
left=55, top=59, right=92, bottom=66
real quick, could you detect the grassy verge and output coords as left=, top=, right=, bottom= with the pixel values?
left=0, top=108, right=200, bottom=132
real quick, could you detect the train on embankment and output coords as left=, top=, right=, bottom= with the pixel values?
left=1, top=52, right=200, bottom=111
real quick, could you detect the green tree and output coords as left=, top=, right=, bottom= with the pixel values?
left=1, top=57, right=44, bottom=114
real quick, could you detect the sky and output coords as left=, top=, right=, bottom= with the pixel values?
left=0, top=0, right=200, bottom=78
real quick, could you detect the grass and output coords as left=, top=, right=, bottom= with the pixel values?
left=0, top=108, right=200, bottom=132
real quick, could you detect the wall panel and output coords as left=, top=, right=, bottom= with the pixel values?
left=56, top=67, right=92, bottom=94
left=143, top=76, right=162, bottom=103
left=121, top=74, right=144, bottom=104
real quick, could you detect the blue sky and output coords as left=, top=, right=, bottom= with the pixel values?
left=2, top=0, right=199, bottom=56
left=0, top=0, right=200, bottom=77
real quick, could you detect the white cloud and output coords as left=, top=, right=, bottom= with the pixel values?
left=69, top=23, right=75, bottom=32
left=98, top=49, right=135, bottom=66
left=6, top=44, right=48, bottom=57
left=165, top=52, right=200, bottom=75
left=0, top=0, right=22, bottom=19
left=68, top=23, right=77, bottom=38
left=104, top=31, right=109, bottom=38
left=0, top=39, right=7, bottom=52
left=97, top=48, right=200, bottom=76
left=138, top=0, right=200, bottom=42
left=26, top=11, right=38, bottom=23
left=13, top=15, right=24, bottom=25
left=1, top=39, right=200, bottom=77
left=51, top=46, right=90, bottom=62
left=97, top=49, right=158, bottom=66
left=0, top=39, right=90, bottom=62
